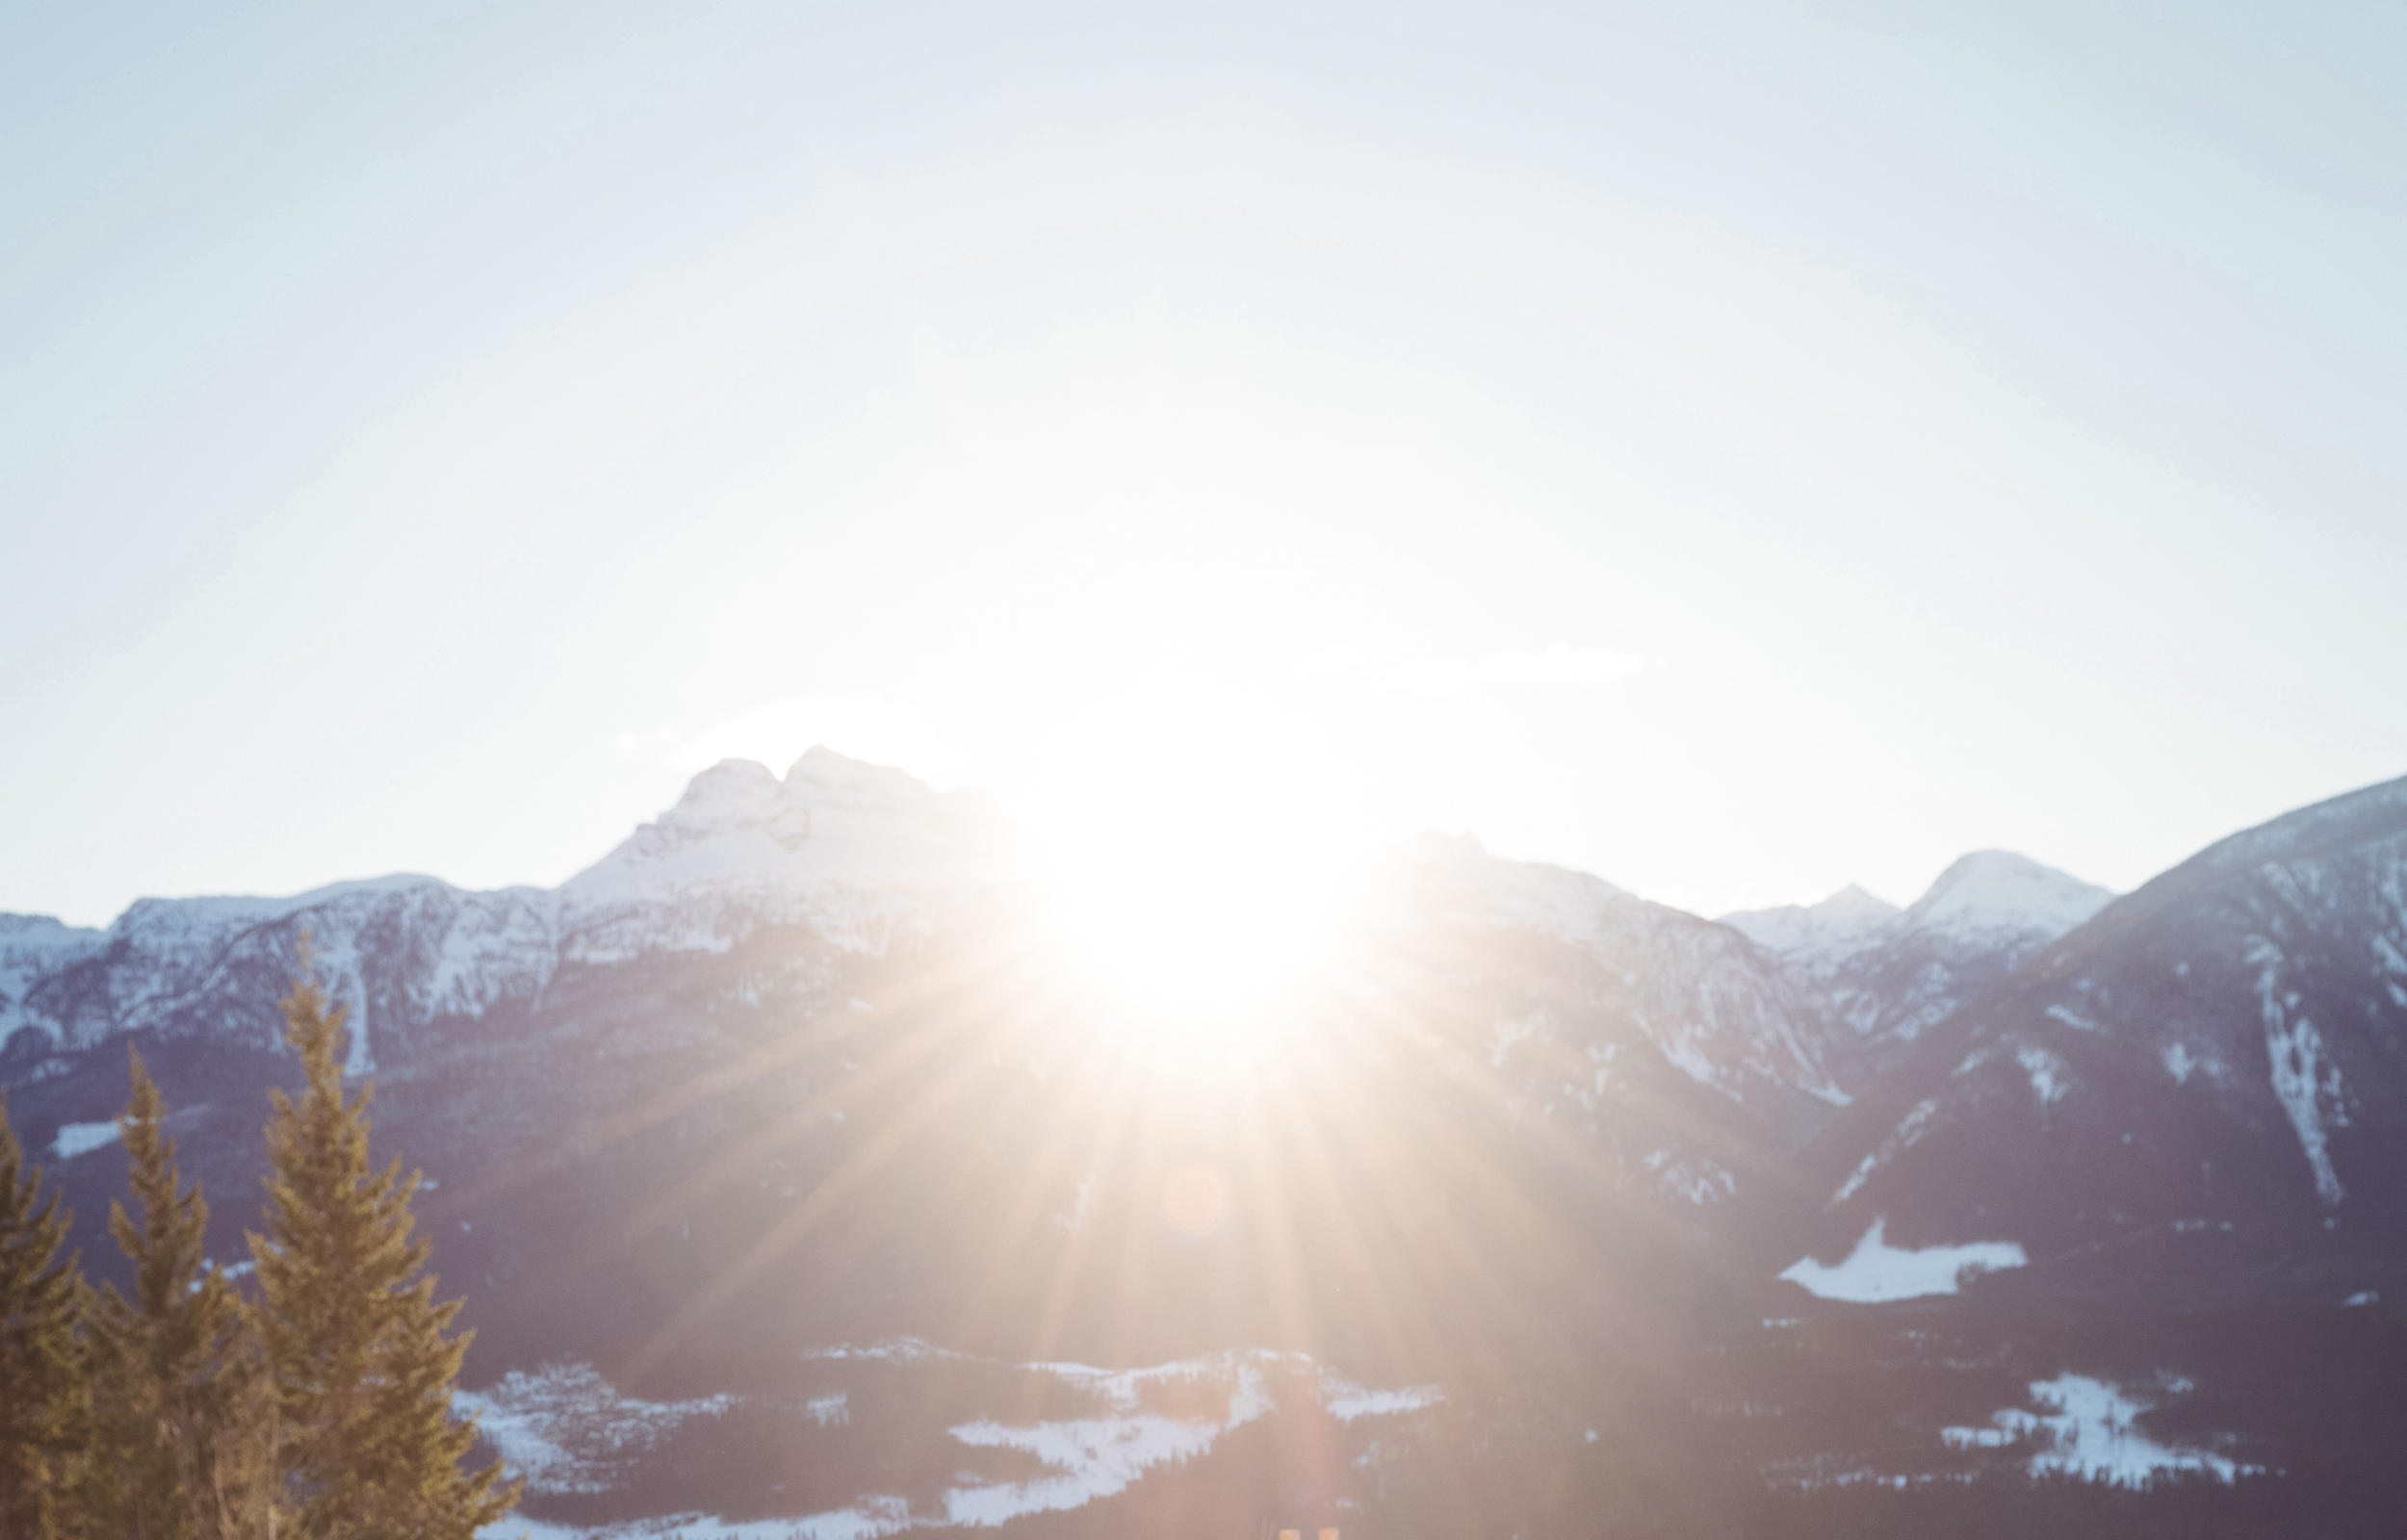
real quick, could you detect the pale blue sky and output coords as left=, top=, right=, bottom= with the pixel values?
left=7, top=0, right=2404, bottom=927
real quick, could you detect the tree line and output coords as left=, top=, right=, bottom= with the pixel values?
left=0, top=965, right=517, bottom=1540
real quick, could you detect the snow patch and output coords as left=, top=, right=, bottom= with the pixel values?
left=1643, top=1149, right=1737, bottom=1205
left=942, top=1355, right=1283, bottom=1527
left=1780, top=1218, right=2026, bottom=1303
left=945, top=1413, right=1223, bottom=1525
left=2249, top=937, right=2346, bottom=1204
left=453, top=1362, right=734, bottom=1496
left=1322, top=1379, right=1444, bottom=1422
left=2017, top=1046, right=2068, bottom=1108
left=807, top=1338, right=972, bottom=1365
left=809, top=1393, right=850, bottom=1427
left=1833, top=1098, right=1939, bottom=1204
left=473, top=1345, right=1438, bottom=1538
left=52, top=1121, right=120, bottom=1161
left=1942, top=1374, right=2258, bottom=1488
left=485, top=1502, right=910, bottom=1540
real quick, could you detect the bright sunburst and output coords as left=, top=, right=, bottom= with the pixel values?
left=1037, top=818, right=1359, bottom=1055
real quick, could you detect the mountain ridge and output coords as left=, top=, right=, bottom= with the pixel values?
left=1773, top=770, right=2407, bottom=1304
left=8, top=761, right=2407, bottom=1533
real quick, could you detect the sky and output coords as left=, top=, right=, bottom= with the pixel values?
left=6, top=0, right=2405, bottom=930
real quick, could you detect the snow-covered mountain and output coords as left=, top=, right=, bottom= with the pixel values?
left=0, top=749, right=1019, bottom=1078
left=558, top=747, right=1022, bottom=964
left=1729, top=852, right=2115, bottom=1078
left=1721, top=885, right=1900, bottom=957
left=1388, top=834, right=1850, bottom=1112
left=2, top=759, right=1856, bottom=1226
left=3, top=750, right=1800, bottom=1528
left=1778, top=775, right=2407, bottom=1305
left=0, top=752, right=1845, bottom=1406
left=13, top=757, right=2407, bottom=1533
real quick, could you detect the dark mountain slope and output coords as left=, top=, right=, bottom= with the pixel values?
left=1773, top=773, right=2407, bottom=1302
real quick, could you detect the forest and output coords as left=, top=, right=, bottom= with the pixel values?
left=0, top=969, right=512, bottom=1540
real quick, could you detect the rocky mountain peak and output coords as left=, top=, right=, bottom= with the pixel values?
left=1721, top=885, right=1901, bottom=956
left=564, top=748, right=1020, bottom=910
left=1899, top=850, right=2113, bottom=941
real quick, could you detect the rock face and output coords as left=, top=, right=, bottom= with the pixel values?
left=1779, top=775, right=2407, bottom=1301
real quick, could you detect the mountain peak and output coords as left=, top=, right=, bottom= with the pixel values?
left=1720, top=884, right=1901, bottom=955
left=1901, top=850, right=2112, bottom=939
left=781, top=745, right=957, bottom=810
left=564, top=747, right=1019, bottom=912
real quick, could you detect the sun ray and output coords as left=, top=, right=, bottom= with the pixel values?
left=1255, top=1054, right=1423, bottom=1379
left=620, top=1031, right=997, bottom=1384
left=1005, top=1067, right=1149, bottom=1422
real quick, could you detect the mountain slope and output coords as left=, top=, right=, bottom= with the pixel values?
left=10, top=758, right=2407, bottom=1532
left=1778, top=775, right=2407, bottom=1301
left=1391, top=834, right=1850, bottom=1114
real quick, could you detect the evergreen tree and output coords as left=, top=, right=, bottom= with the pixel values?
left=85, top=1047, right=276, bottom=1540
left=0, top=1093, right=87, bottom=1540
left=249, top=972, right=516, bottom=1540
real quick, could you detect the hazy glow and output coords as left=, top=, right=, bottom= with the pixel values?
left=1035, top=783, right=1360, bottom=1053
left=7, top=3, right=2404, bottom=929
left=1157, top=1159, right=1233, bottom=1239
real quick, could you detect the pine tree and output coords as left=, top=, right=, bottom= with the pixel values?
left=0, top=1092, right=87, bottom=1540
left=249, top=972, right=516, bottom=1540
left=85, top=1047, right=276, bottom=1540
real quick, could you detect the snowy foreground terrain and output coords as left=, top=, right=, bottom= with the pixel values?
left=463, top=1345, right=1439, bottom=1540
left=6, top=755, right=2407, bottom=1536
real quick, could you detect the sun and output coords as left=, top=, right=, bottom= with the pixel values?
left=1033, top=809, right=1360, bottom=1057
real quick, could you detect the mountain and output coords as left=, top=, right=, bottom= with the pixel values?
left=1721, top=885, right=1900, bottom=956
left=1383, top=834, right=1851, bottom=1146
left=557, top=747, right=1022, bottom=963
left=0, top=769, right=1853, bottom=1245
left=10, top=758, right=2407, bottom=1535
left=0, top=749, right=1019, bottom=1078
left=1730, top=852, right=2115, bottom=1080
left=0, top=751, right=1858, bottom=1532
left=1778, top=775, right=2407, bottom=1307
